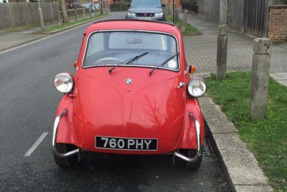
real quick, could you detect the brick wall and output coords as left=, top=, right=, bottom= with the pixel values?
left=268, top=5, right=287, bottom=43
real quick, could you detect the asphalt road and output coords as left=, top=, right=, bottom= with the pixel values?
left=0, top=12, right=230, bottom=192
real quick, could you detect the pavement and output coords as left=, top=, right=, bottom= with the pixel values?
left=1, top=12, right=286, bottom=192
left=181, top=13, right=287, bottom=87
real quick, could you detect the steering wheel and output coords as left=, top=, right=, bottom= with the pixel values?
left=94, top=57, right=124, bottom=65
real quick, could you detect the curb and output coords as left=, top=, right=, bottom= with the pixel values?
left=199, top=97, right=274, bottom=192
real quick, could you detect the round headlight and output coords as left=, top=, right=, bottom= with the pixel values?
left=54, top=73, right=74, bottom=93
left=187, top=77, right=206, bottom=97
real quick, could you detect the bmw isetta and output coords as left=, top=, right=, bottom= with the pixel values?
left=53, top=20, right=206, bottom=170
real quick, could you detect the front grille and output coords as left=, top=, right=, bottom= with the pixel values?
left=136, top=13, right=155, bottom=17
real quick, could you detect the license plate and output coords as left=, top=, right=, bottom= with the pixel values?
left=140, top=17, right=152, bottom=20
left=95, top=136, right=158, bottom=151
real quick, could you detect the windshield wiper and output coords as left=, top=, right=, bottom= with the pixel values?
left=108, top=51, right=149, bottom=73
left=149, top=53, right=179, bottom=75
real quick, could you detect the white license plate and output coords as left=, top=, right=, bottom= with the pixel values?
left=139, top=17, right=152, bottom=20
left=95, top=136, right=158, bottom=151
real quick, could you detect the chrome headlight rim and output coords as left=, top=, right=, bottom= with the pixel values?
left=54, top=73, right=74, bottom=94
left=187, top=77, right=206, bottom=98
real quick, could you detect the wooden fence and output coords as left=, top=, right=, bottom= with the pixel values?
left=197, top=0, right=273, bottom=37
left=0, top=2, right=59, bottom=30
left=244, top=0, right=269, bottom=37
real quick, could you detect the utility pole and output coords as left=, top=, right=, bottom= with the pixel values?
left=37, top=0, right=45, bottom=31
left=100, top=0, right=103, bottom=15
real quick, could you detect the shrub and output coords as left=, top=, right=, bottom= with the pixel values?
left=110, top=3, right=128, bottom=11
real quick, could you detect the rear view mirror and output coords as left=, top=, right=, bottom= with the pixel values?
left=127, top=3, right=130, bottom=8
left=162, top=4, right=166, bottom=8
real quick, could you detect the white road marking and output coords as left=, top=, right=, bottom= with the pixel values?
left=24, top=132, right=48, bottom=157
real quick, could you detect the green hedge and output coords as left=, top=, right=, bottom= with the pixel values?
left=110, top=3, right=128, bottom=11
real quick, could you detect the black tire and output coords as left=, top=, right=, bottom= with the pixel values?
left=180, top=148, right=202, bottom=170
left=53, top=144, right=77, bottom=168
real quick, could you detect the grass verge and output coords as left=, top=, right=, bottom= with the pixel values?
left=35, top=14, right=108, bottom=33
left=166, top=15, right=200, bottom=36
left=205, top=72, right=287, bottom=192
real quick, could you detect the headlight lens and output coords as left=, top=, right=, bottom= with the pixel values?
left=155, top=12, right=163, bottom=17
left=54, top=73, right=74, bottom=93
left=127, top=12, right=136, bottom=16
left=187, top=77, right=206, bottom=97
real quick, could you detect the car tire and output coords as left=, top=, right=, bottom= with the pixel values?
left=186, top=149, right=202, bottom=170
left=179, top=148, right=202, bottom=170
left=53, top=143, right=77, bottom=168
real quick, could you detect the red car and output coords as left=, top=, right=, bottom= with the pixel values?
left=53, top=20, right=206, bottom=170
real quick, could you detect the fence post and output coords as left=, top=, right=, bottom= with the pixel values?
left=216, top=24, right=228, bottom=80
left=219, top=0, right=227, bottom=24
left=182, top=9, right=188, bottom=32
left=83, top=8, right=85, bottom=18
left=50, top=2, right=54, bottom=23
left=250, top=38, right=271, bottom=120
left=74, top=7, right=78, bottom=22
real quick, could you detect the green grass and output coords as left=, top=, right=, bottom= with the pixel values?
left=205, top=72, right=287, bottom=192
left=35, top=14, right=108, bottom=33
left=166, top=15, right=200, bottom=36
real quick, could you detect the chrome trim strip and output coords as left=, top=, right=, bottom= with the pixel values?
left=173, top=113, right=201, bottom=162
left=52, top=109, right=80, bottom=157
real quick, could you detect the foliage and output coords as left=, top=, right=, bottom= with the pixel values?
left=110, top=3, right=128, bottom=11
left=205, top=72, right=287, bottom=192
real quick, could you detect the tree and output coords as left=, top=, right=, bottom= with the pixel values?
left=59, top=0, right=69, bottom=23
left=100, top=0, right=103, bottom=15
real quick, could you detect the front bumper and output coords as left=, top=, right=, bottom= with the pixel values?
left=125, top=15, right=166, bottom=21
left=52, top=109, right=79, bottom=157
left=52, top=109, right=201, bottom=163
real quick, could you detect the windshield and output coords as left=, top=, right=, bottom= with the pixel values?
left=83, top=31, right=179, bottom=71
left=131, top=0, right=161, bottom=8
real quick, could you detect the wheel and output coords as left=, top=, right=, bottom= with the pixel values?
left=180, top=148, right=202, bottom=170
left=53, top=143, right=77, bottom=168
left=94, top=57, right=124, bottom=65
